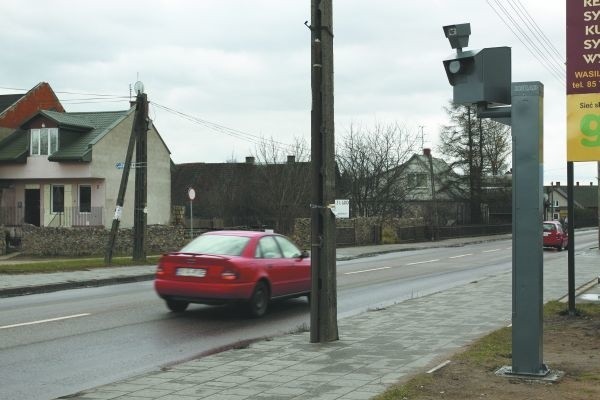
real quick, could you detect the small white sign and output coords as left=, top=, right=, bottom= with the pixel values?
left=331, top=199, right=350, bottom=219
left=188, top=188, right=196, bottom=201
left=115, top=162, right=125, bottom=169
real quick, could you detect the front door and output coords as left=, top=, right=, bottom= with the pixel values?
left=24, top=189, right=40, bottom=226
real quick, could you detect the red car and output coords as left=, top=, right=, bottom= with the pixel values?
left=543, top=221, right=568, bottom=251
left=154, top=230, right=311, bottom=317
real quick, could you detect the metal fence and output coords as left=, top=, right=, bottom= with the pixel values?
left=0, top=207, right=104, bottom=227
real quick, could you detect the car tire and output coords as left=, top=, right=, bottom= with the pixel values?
left=166, top=299, right=189, bottom=313
left=248, top=281, right=269, bottom=318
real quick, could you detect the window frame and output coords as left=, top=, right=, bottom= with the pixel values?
left=30, top=128, right=59, bottom=156
left=79, top=185, right=92, bottom=213
left=51, top=184, right=65, bottom=214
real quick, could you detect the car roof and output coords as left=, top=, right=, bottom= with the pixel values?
left=203, top=230, right=275, bottom=238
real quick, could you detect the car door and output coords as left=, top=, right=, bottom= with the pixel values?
left=254, top=236, right=288, bottom=297
left=273, top=236, right=310, bottom=294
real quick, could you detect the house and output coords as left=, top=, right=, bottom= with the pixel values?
left=545, top=182, right=598, bottom=226
left=0, top=85, right=171, bottom=229
left=398, top=149, right=467, bottom=224
left=171, top=156, right=311, bottom=234
left=0, top=82, right=64, bottom=140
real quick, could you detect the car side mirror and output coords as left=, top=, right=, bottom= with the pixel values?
left=300, top=250, right=310, bottom=259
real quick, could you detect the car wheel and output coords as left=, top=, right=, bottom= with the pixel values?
left=166, top=299, right=189, bottom=313
left=248, top=281, right=269, bottom=318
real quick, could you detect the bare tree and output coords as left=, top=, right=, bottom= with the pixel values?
left=252, top=136, right=311, bottom=233
left=439, top=102, right=511, bottom=224
left=336, top=123, right=418, bottom=220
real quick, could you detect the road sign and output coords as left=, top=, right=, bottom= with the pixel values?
left=187, top=188, right=196, bottom=201
left=115, top=162, right=125, bottom=169
left=330, top=199, right=350, bottom=218
left=567, top=1, right=600, bottom=161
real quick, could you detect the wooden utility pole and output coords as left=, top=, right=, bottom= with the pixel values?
left=104, top=92, right=145, bottom=265
left=133, top=93, right=149, bottom=262
left=310, top=0, right=338, bottom=343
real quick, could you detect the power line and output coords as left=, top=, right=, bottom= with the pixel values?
left=487, top=0, right=566, bottom=86
left=150, top=102, right=300, bottom=154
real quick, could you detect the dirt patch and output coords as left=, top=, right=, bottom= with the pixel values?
left=375, top=301, right=600, bottom=400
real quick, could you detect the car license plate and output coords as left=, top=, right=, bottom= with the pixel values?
left=176, top=267, right=206, bottom=277
left=543, top=232, right=550, bottom=237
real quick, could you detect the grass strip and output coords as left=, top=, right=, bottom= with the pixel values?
left=0, top=256, right=160, bottom=274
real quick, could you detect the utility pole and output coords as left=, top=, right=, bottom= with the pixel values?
left=426, top=148, right=439, bottom=240
left=310, top=0, right=338, bottom=343
left=133, top=92, right=149, bottom=262
left=105, top=90, right=145, bottom=265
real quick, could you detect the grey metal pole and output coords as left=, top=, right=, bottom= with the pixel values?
left=510, top=82, right=547, bottom=376
left=567, top=162, right=576, bottom=315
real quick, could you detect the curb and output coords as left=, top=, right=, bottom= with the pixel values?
left=558, top=277, right=600, bottom=303
left=0, top=274, right=155, bottom=298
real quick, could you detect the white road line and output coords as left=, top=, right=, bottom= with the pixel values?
left=483, top=249, right=501, bottom=253
left=0, top=313, right=90, bottom=330
left=344, top=266, right=391, bottom=275
left=449, top=253, right=473, bottom=259
left=406, top=259, right=440, bottom=266
left=427, top=360, right=451, bottom=374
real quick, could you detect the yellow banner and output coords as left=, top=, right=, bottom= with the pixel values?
left=567, top=93, right=600, bottom=161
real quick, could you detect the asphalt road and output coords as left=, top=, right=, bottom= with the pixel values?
left=1, top=231, right=598, bottom=400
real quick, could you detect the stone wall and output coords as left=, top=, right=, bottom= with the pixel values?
left=20, top=224, right=188, bottom=257
left=0, top=226, right=6, bottom=255
left=292, top=217, right=424, bottom=249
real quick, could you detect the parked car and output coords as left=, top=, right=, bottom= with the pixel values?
left=154, top=230, right=310, bottom=317
left=543, top=221, right=568, bottom=251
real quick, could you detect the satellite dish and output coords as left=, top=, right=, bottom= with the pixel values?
left=133, top=81, right=145, bottom=95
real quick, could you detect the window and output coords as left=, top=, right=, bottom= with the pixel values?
left=408, top=173, right=428, bottom=188
left=51, top=185, right=64, bottom=213
left=255, top=237, right=283, bottom=259
left=274, top=236, right=301, bottom=258
left=30, top=128, right=58, bottom=155
left=79, top=185, right=91, bottom=213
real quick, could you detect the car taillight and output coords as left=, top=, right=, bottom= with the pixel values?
left=221, top=270, right=239, bottom=280
left=156, top=264, right=165, bottom=276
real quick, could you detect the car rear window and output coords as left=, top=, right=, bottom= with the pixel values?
left=543, top=223, right=555, bottom=232
left=180, top=235, right=250, bottom=256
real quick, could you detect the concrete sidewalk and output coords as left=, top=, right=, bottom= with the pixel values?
left=57, top=245, right=598, bottom=400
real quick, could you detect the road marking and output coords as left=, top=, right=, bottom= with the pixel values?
left=0, top=313, right=90, bottom=330
left=406, top=259, right=440, bottom=266
left=427, top=360, right=451, bottom=374
left=344, top=266, right=391, bottom=275
left=449, top=253, right=473, bottom=259
left=483, top=249, right=501, bottom=253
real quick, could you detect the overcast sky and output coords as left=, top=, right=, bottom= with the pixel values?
left=1, top=0, right=597, bottom=184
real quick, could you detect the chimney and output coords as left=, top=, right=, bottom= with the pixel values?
left=555, top=182, right=560, bottom=187
left=576, top=181, right=580, bottom=186
left=287, top=155, right=296, bottom=163
left=245, top=156, right=255, bottom=164
left=423, top=148, right=431, bottom=157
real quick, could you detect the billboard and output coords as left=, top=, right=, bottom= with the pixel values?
left=567, top=0, right=600, bottom=161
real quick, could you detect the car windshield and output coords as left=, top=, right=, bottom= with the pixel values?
left=180, top=235, right=250, bottom=256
